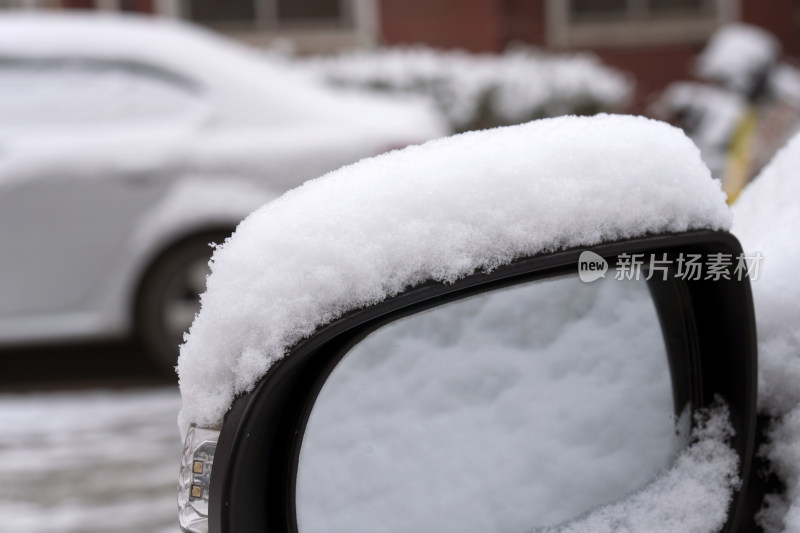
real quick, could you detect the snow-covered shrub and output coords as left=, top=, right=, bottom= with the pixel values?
left=651, top=82, right=746, bottom=180
left=696, top=24, right=781, bottom=95
left=301, top=46, right=633, bottom=132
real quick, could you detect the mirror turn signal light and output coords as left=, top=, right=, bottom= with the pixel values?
left=178, top=425, right=219, bottom=533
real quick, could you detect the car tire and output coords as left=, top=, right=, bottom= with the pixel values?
left=135, top=230, right=231, bottom=376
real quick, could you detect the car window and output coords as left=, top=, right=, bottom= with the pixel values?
left=0, top=58, right=205, bottom=131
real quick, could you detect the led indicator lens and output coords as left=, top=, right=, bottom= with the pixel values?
left=178, top=425, right=220, bottom=533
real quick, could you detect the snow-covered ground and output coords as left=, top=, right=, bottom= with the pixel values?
left=0, top=387, right=181, bottom=533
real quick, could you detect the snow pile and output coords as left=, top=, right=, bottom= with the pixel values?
left=696, top=24, right=781, bottom=94
left=732, top=132, right=800, bottom=533
left=761, top=409, right=800, bottom=533
left=302, top=46, right=632, bottom=131
left=545, top=403, right=739, bottom=533
left=298, top=276, right=689, bottom=532
left=178, top=113, right=731, bottom=435
left=734, top=133, right=800, bottom=416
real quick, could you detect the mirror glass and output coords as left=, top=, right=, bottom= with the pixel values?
left=297, top=274, right=689, bottom=533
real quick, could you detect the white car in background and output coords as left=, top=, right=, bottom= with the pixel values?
left=0, top=13, right=446, bottom=372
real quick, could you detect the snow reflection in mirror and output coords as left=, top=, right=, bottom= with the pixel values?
left=297, top=274, right=688, bottom=533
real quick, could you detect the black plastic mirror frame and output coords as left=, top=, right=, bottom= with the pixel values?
left=207, top=230, right=758, bottom=533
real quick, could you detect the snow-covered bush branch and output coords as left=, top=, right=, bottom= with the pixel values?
left=301, top=46, right=633, bottom=132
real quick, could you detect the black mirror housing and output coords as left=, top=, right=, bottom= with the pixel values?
left=208, top=230, right=757, bottom=533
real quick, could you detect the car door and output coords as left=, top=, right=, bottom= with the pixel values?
left=0, top=58, right=207, bottom=337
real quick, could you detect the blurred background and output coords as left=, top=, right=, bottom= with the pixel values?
left=0, top=1, right=798, bottom=532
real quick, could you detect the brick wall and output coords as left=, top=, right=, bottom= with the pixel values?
left=501, top=0, right=546, bottom=47
left=379, top=0, right=504, bottom=52
left=741, top=0, right=800, bottom=57
left=594, top=46, right=702, bottom=109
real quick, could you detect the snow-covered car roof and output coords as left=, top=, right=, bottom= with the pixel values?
left=0, top=12, right=445, bottom=130
left=177, top=113, right=731, bottom=435
left=0, top=12, right=274, bottom=91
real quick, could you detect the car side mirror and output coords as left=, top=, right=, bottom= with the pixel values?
left=203, top=230, right=757, bottom=533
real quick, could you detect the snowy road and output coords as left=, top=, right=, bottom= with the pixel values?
left=0, top=387, right=181, bottom=533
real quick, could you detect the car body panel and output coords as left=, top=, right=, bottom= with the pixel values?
left=0, top=13, right=447, bottom=347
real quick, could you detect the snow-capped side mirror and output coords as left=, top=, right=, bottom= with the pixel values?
left=207, top=230, right=757, bottom=533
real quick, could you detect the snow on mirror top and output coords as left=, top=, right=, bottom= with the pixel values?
left=178, top=114, right=731, bottom=435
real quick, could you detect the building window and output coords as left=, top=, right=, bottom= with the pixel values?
left=188, top=0, right=255, bottom=24
left=570, top=0, right=714, bottom=21
left=277, top=0, right=341, bottom=22
left=547, top=0, right=738, bottom=48
left=570, top=0, right=628, bottom=20
left=186, top=0, right=351, bottom=29
left=119, top=0, right=152, bottom=12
